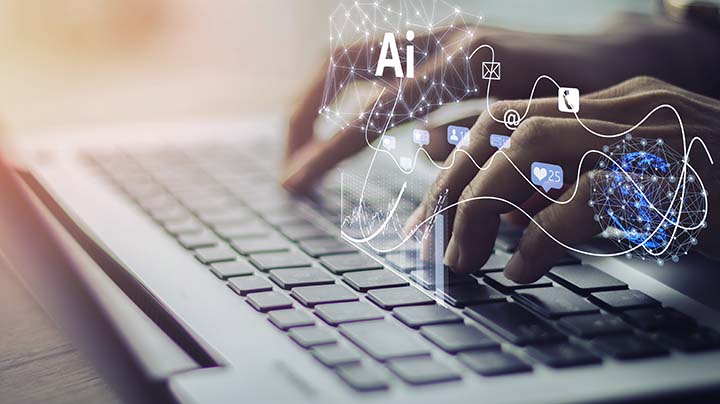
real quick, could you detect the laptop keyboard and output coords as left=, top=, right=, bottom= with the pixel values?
left=81, top=143, right=720, bottom=392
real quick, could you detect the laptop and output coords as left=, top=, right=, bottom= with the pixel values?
left=3, top=116, right=720, bottom=404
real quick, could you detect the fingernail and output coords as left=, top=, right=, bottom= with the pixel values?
left=281, top=167, right=307, bottom=193
left=444, top=237, right=460, bottom=268
left=504, top=253, right=527, bottom=283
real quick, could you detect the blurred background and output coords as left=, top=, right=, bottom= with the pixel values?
left=0, top=0, right=660, bottom=138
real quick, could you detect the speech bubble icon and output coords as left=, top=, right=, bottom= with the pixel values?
left=447, top=125, right=470, bottom=146
left=412, top=129, right=430, bottom=146
left=489, top=134, right=511, bottom=150
left=381, top=135, right=397, bottom=151
left=531, top=162, right=563, bottom=192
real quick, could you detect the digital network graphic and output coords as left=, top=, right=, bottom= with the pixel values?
left=321, top=0, right=481, bottom=132
left=325, top=0, right=713, bottom=266
left=590, top=135, right=707, bottom=265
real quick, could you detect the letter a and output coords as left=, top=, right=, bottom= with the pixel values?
left=375, top=33, right=403, bottom=78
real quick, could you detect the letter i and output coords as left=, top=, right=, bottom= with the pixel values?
left=406, top=30, right=414, bottom=78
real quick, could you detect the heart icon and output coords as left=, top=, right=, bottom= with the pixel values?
left=533, top=166, right=547, bottom=181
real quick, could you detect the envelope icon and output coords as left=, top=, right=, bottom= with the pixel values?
left=482, top=61, right=501, bottom=80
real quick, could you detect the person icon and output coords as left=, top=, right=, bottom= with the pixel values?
left=450, top=128, right=459, bottom=143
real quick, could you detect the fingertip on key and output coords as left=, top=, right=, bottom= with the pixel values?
left=444, top=237, right=460, bottom=268
left=504, top=252, right=542, bottom=284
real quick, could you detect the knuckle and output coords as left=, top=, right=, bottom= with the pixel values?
left=640, top=88, right=679, bottom=104
left=627, top=75, right=665, bottom=89
left=513, top=116, right=553, bottom=148
left=488, top=100, right=510, bottom=118
left=454, top=186, right=477, bottom=221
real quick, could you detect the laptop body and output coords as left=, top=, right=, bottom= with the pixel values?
left=5, top=116, right=720, bottom=404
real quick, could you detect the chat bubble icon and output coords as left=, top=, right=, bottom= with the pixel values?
left=447, top=125, right=469, bottom=146
left=489, top=134, right=511, bottom=150
left=381, top=135, right=397, bottom=151
left=531, top=162, right=564, bottom=192
left=412, top=129, right=430, bottom=146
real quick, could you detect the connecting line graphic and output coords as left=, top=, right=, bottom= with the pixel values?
left=340, top=43, right=713, bottom=259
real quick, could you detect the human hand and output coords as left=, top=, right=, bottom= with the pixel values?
left=281, top=14, right=720, bottom=193
left=406, top=76, right=720, bottom=283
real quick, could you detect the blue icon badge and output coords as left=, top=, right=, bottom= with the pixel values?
left=531, top=162, right=563, bottom=192
left=412, top=129, right=430, bottom=146
left=447, top=125, right=469, bottom=146
left=489, top=134, right=511, bottom=150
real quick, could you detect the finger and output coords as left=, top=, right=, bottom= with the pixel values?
left=414, top=82, right=694, bottom=233
left=445, top=117, right=622, bottom=274
left=286, top=61, right=331, bottom=163
left=503, top=187, right=568, bottom=226
left=284, top=49, right=467, bottom=194
left=285, top=29, right=441, bottom=164
left=504, top=172, right=598, bottom=283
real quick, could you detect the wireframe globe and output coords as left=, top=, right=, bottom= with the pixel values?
left=589, top=135, right=708, bottom=265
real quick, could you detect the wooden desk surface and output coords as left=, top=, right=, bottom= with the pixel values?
left=0, top=259, right=118, bottom=403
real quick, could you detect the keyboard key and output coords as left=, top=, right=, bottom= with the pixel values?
left=513, top=288, right=600, bottom=319
left=436, top=283, right=506, bottom=307
left=620, top=307, right=696, bottom=331
left=299, top=238, right=357, bottom=257
left=554, top=254, right=582, bottom=266
left=592, top=335, right=668, bottom=359
left=291, top=284, right=358, bottom=308
left=315, top=301, right=384, bottom=325
left=210, top=260, right=255, bottom=279
left=339, top=320, right=430, bottom=361
left=464, top=302, right=566, bottom=346
left=590, top=290, right=660, bottom=312
left=652, top=327, right=720, bottom=352
left=197, top=209, right=253, bottom=225
left=343, top=270, right=408, bottom=292
left=384, top=252, right=417, bottom=272
left=420, top=324, right=499, bottom=353
left=387, top=357, right=461, bottom=385
left=367, top=286, right=435, bottom=310
left=263, top=211, right=310, bottom=227
left=409, top=269, right=477, bottom=290
left=557, top=313, right=632, bottom=338
left=230, top=236, right=291, bottom=255
left=150, top=205, right=189, bottom=224
left=268, top=309, right=315, bottom=330
left=526, top=342, right=601, bottom=368
left=548, top=265, right=627, bottom=295
left=279, top=224, right=330, bottom=241
left=478, top=252, right=511, bottom=273
left=393, top=305, right=463, bottom=329
left=214, top=222, right=271, bottom=239
left=269, top=267, right=335, bottom=289
left=336, top=365, right=388, bottom=391
left=289, top=327, right=337, bottom=348
left=227, top=276, right=272, bottom=296
left=247, top=291, right=293, bottom=312
left=177, top=232, right=219, bottom=249
left=250, top=251, right=313, bottom=271
left=194, top=245, right=237, bottom=264
left=320, top=253, right=383, bottom=274
left=311, top=344, right=362, bottom=367
left=484, top=272, right=553, bottom=293
left=458, top=351, right=531, bottom=376
left=164, top=219, right=204, bottom=236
